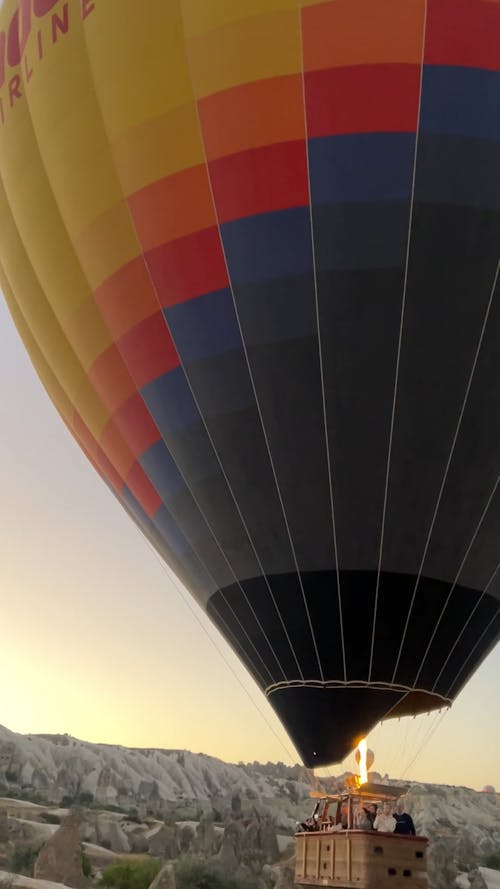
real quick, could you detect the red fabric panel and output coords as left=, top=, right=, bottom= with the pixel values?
left=305, top=64, right=421, bottom=137
left=125, top=461, right=162, bottom=518
left=113, top=392, right=161, bottom=457
left=94, top=256, right=158, bottom=340
left=209, top=140, right=309, bottom=223
left=146, top=227, right=228, bottom=307
left=117, top=311, right=179, bottom=389
left=425, top=0, right=500, bottom=71
left=88, top=344, right=136, bottom=413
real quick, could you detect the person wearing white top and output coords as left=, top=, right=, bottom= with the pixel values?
left=373, top=801, right=396, bottom=832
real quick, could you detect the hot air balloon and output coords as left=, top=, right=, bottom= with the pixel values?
left=0, top=0, right=498, bottom=768
left=355, top=747, right=375, bottom=773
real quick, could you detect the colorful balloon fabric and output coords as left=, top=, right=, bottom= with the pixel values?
left=0, top=0, right=498, bottom=765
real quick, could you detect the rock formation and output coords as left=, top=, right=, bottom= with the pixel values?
left=273, top=855, right=296, bottom=889
left=147, top=823, right=179, bottom=860
left=0, top=810, right=8, bottom=844
left=33, top=811, right=88, bottom=889
left=195, top=813, right=219, bottom=857
left=148, top=863, right=176, bottom=889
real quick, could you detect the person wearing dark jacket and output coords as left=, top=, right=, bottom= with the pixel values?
left=393, top=800, right=416, bottom=835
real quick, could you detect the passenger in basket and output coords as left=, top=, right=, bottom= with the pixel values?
left=393, top=799, right=416, bottom=835
left=373, top=801, right=396, bottom=832
left=354, top=802, right=373, bottom=830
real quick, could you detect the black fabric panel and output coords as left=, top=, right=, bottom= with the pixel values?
left=313, top=202, right=410, bottom=271
left=208, top=596, right=273, bottom=690
left=183, top=346, right=298, bottom=576
left=166, top=487, right=235, bottom=590
left=317, top=268, right=403, bottom=571
left=208, top=571, right=499, bottom=766
left=235, top=273, right=317, bottom=346
left=433, top=592, right=500, bottom=697
left=391, top=575, right=463, bottom=688
left=422, top=274, right=500, bottom=590
left=447, top=613, right=500, bottom=699
left=381, top=204, right=499, bottom=579
left=368, top=573, right=416, bottom=681
left=245, top=336, right=335, bottom=572
left=489, top=570, right=500, bottom=603
left=269, top=685, right=405, bottom=767
left=233, top=270, right=334, bottom=575
left=208, top=581, right=282, bottom=685
left=301, top=571, right=344, bottom=680
left=180, top=475, right=261, bottom=579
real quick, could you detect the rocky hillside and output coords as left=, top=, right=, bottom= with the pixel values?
left=1, top=724, right=500, bottom=888
left=0, top=725, right=314, bottom=826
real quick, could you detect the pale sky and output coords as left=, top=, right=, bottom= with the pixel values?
left=1, top=296, right=498, bottom=792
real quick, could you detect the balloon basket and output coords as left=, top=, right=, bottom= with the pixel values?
left=295, top=829, right=428, bottom=888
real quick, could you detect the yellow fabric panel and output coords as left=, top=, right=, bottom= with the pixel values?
left=83, top=0, right=194, bottom=142
left=0, top=57, right=113, bottom=373
left=22, top=6, right=139, bottom=285
left=64, top=299, right=112, bottom=375
left=185, top=9, right=302, bottom=97
left=0, top=84, right=89, bottom=320
left=0, top=203, right=82, bottom=406
left=83, top=1, right=204, bottom=195
left=0, top=273, right=74, bottom=429
left=0, top=186, right=109, bottom=440
left=181, top=0, right=298, bottom=37
left=73, top=201, right=140, bottom=292
left=110, top=104, right=203, bottom=195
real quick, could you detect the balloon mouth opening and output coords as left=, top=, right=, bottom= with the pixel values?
left=268, top=682, right=450, bottom=768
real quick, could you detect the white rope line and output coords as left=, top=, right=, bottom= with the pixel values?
left=297, top=5, right=346, bottom=681
left=265, top=677, right=449, bottom=705
left=382, top=718, right=404, bottom=782
left=368, top=0, right=429, bottom=681
left=392, top=259, right=500, bottom=683
left=431, top=561, right=500, bottom=693
left=73, top=20, right=292, bottom=688
left=399, top=713, right=430, bottom=779
left=140, top=528, right=298, bottom=763
left=413, top=474, right=499, bottom=687
left=179, top=14, right=326, bottom=684
left=444, top=606, right=500, bottom=699
left=224, top=271, right=320, bottom=681
left=144, top=310, right=292, bottom=683
left=117, top=494, right=272, bottom=691
left=400, top=708, right=449, bottom=779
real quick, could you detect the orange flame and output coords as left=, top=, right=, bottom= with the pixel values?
left=356, top=738, right=368, bottom=785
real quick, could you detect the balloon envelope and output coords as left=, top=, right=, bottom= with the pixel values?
left=355, top=748, right=375, bottom=771
left=0, top=0, right=498, bottom=766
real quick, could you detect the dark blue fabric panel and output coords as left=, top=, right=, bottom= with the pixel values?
left=142, top=367, right=200, bottom=434
left=122, top=485, right=154, bottom=535
left=313, top=202, right=409, bottom=271
left=152, top=503, right=191, bottom=556
left=139, top=440, right=186, bottom=501
left=141, top=369, right=219, bottom=479
left=421, top=66, right=500, bottom=141
left=220, top=207, right=313, bottom=285
left=308, top=133, right=415, bottom=205
left=121, top=488, right=208, bottom=597
left=165, top=288, right=243, bottom=363
left=119, top=496, right=205, bottom=605
left=122, top=488, right=189, bottom=560
left=416, top=134, right=500, bottom=210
